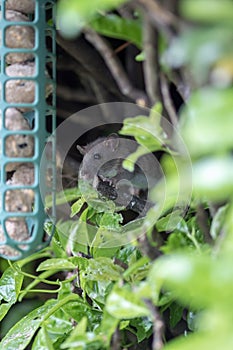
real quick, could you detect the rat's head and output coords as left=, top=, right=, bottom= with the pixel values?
left=78, top=135, right=120, bottom=182
left=77, top=134, right=138, bottom=182
left=77, top=134, right=164, bottom=216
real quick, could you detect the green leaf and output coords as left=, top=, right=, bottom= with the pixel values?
left=32, top=308, right=73, bottom=348
left=78, top=180, right=117, bottom=213
left=106, top=284, right=150, bottom=319
left=181, top=88, right=233, bottom=156
left=162, top=332, right=233, bottom=350
left=83, top=257, right=123, bottom=282
left=90, top=14, right=142, bottom=48
left=100, top=311, right=119, bottom=345
left=99, top=212, right=123, bottom=230
left=130, top=317, right=153, bottom=342
left=70, top=197, right=85, bottom=217
left=120, top=114, right=166, bottom=152
left=115, top=245, right=138, bottom=265
left=160, top=232, right=191, bottom=254
left=61, top=316, right=104, bottom=349
left=163, top=27, right=233, bottom=82
left=122, top=145, right=152, bottom=172
left=180, top=0, right=233, bottom=23
left=32, top=326, right=55, bottom=350
left=57, top=0, right=128, bottom=38
left=123, top=256, right=150, bottom=281
left=0, top=300, right=57, bottom=350
left=68, top=222, right=90, bottom=256
left=90, top=226, right=124, bottom=256
left=217, top=204, right=233, bottom=257
left=37, top=258, right=76, bottom=271
left=119, top=105, right=174, bottom=176
left=156, top=210, right=185, bottom=232
left=90, top=228, right=122, bottom=258
left=210, top=205, right=228, bottom=240
left=169, top=302, right=184, bottom=328
left=0, top=295, right=81, bottom=350
left=0, top=303, right=13, bottom=322
left=46, top=187, right=81, bottom=208
left=61, top=299, right=93, bottom=324
left=149, top=253, right=233, bottom=309
left=187, top=311, right=199, bottom=332
left=88, top=197, right=116, bottom=213
left=192, top=157, right=233, bottom=201
left=135, top=51, right=145, bottom=61
left=0, top=264, right=24, bottom=303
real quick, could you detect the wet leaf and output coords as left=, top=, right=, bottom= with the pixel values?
left=37, top=258, right=76, bottom=271
left=106, top=284, right=150, bottom=319
left=0, top=295, right=81, bottom=350
left=0, top=265, right=24, bottom=304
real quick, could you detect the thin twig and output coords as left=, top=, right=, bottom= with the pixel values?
left=56, top=34, right=123, bottom=98
left=117, top=4, right=134, bottom=19
left=137, top=229, right=162, bottom=260
left=160, top=73, right=179, bottom=126
left=163, top=0, right=179, bottom=16
left=138, top=0, right=176, bottom=25
left=56, top=107, right=72, bottom=119
left=145, top=300, right=164, bottom=350
left=84, top=28, right=149, bottom=106
left=196, top=204, right=213, bottom=244
left=56, top=58, right=76, bottom=71
left=111, top=327, right=121, bottom=350
left=88, top=77, right=114, bottom=122
left=136, top=0, right=178, bottom=39
left=114, top=41, right=131, bottom=54
left=57, top=85, right=96, bottom=103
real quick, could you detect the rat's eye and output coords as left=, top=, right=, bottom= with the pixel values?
left=94, top=153, right=101, bottom=160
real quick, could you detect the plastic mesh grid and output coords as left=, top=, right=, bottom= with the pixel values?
left=0, top=0, right=56, bottom=260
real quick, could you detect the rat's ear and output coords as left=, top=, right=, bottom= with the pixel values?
left=77, top=145, right=86, bottom=155
left=104, top=133, right=119, bottom=151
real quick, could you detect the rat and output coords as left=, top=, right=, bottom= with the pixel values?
left=77, top=135, right=162, bottom=215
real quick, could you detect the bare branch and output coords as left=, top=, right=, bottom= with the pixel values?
left=136, top=0, right=178, bottom=39
left=84, top=28, right=149, bottom=106
left=144, top=300, right=164, bottom=350
left=137, top=228, right=162, bottom=260
left=56, top=34, right=123, bottom=98
left=138, top=0, right=176, bottom=25
left=160, top=73, right=179, bottom=126
left=88, top=77, right=116, bottom=122
left=57, top=85, right=96, bottom=103
left=111, top=327, right=121, bottom=350
left=196, top=204, right=213, bottom=244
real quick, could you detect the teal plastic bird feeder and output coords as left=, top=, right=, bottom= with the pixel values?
left=0, top=0, right=56, bottom=260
